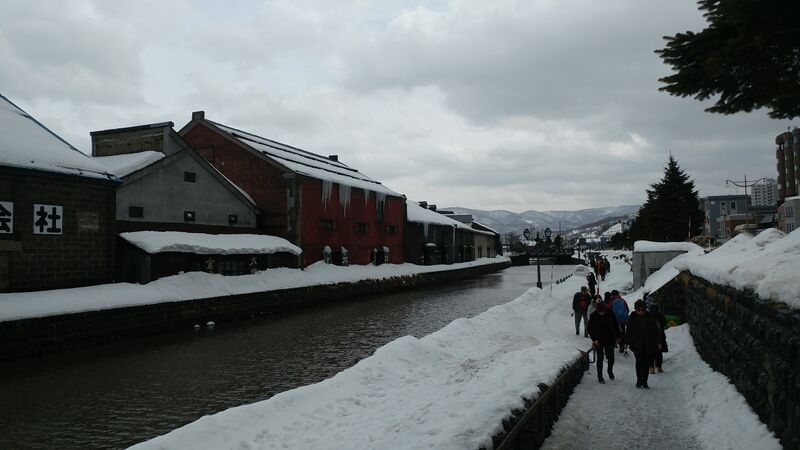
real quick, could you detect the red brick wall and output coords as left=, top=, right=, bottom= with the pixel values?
left=0, top=168, right=117, bottom=292
left=182, top=124, right=288, bottom=237
left=300, top=179, right=404, bottom=266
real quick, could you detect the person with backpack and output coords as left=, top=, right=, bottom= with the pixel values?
left=649, top=303, right=668, bottom=374
left=586, top=272, right=597, bottom=296
left=588, top=298, right=622, bottom=383
left=572, top=286, right=591, bottom=337
left=623, top=299, right=661, bottom=389
left=610, top=290, right=629, bottom=353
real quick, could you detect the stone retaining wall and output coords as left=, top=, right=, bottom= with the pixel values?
left=652, top=271, right=799, bottom=449
left=0, top=261, right=509, bottom=362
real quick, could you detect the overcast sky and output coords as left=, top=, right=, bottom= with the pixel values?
left=1, top=0, right=793, bottom=212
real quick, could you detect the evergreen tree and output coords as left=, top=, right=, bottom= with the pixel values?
left=655, top=0, right=800, bottom=119
left=630, top=156, right=704, bottom=243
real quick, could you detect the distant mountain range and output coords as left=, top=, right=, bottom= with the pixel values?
left=444, top=205, right=640, bottom=236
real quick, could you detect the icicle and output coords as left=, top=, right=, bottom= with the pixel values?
left=339, top=184, right=351, bottom=217
left=363, top=188, right=371, bottom=207
left=423, top=222, right=430, bottom=239
left=321, top=180, right=333, bottom=210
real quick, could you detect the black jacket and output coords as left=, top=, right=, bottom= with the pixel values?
left=572, top=292, right=591, bottom=312
left=588, top=310, right=622, bottom=347
left=625, top=311, right=660, bottom=355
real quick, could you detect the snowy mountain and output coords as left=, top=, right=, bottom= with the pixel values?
left=444, top=205, right=640, bottom=236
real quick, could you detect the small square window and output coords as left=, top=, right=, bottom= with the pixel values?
left=184, top=172, right=197, bottom=183
left=319, top=219, right=336, bottom=231
left=387, top=225, right=397, bottom=235
left=129, top=206, right=144, bottom=218
left=184, top=211, right=196, bottom=222
left=228, top=214, right=238, bottom=225
left=355, top=222, right=369, bottom=233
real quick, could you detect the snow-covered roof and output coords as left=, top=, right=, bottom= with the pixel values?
left=207, top=120, right=402, bottom=197
left=93, top=151, right=165, bottom=177
left=601, top=223, right=623, bottom=238
left=784, top=195, right=800, bottom=202
left=407, top=202, right=494, bottom=235
left=633, top=240, right=703, bottom=253
left=120, top=231, right=302, bottom=256
left=0, top=94, right=117, bottom=181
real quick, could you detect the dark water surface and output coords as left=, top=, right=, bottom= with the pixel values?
left=0, top=264, right=574, bottom=449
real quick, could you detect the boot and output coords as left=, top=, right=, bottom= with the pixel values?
left=656, top=367, right=663, bottom=373
left=649, top=367, right=656, bottom=374
left=608, top=369, right=614, bottom=380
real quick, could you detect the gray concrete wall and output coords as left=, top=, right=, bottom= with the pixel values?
left=119, top=152, right=257, bottom=228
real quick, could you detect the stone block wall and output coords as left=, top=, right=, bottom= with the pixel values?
left=653, top=272, right=799, bottom=448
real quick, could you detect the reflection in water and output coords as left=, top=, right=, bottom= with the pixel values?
left=0, top=265, right=574, bottom=449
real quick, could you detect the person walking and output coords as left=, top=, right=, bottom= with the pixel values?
left=623, top=300, right=661, bottom=389
left=588, top=299, right=622, bottom=384
left=598, top=258, right=606, bottom=281
left=603, top=256, right=611, bottom=274
left=610, top=290, right=629, bottom=353
left=586, top=272, right=597, bottom=297
left=649, top=303, right=668, bottom=374
left=572, top=286, right=592, bottom=337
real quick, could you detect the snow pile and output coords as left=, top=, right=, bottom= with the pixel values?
left=633, top=240, right=704, bottom=253
left=0, top=94, right=116, bottom=180
left=93, top=151, right=165, bottom=177
left=120, top=231, right=302, bottom=256
left=0, top=256, right=509, bottom=322
left=629, top=229, right=799, bottom=309
left=672, top=228, right=800, bottom=308
left=130, top=280, right=584, bottom=450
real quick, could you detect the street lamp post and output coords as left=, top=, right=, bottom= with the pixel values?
left=725, top=175, right=768, bottom=234
left=535, top=231, right=543, bottom=288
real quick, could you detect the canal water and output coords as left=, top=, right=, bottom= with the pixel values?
left=0, top=264, right=576, bottom=449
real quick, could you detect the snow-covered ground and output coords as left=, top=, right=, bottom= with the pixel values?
left=129, top=251, right=781, bottom=449
left=0, top=256, right=509, bottom=322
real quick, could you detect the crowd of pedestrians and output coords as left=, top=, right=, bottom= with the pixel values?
left=573, top=273, right=669, bottom=390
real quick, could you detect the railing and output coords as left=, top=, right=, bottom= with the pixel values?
left=553, top=274, right=573, bottom=285
left=485, top=348, right=590, bottom=449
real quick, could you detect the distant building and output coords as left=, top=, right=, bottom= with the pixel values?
left=701, top=195, right=747, bottom=243
left=0, top=94, right=120, bottom=292
left=750, top=178, right=778, bottom=207
left=777, top=196, right=800, bottom=233
left=775, top=128, right=800, bottom=204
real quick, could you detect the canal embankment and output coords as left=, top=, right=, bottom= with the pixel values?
left=0, top=257, right=510, bottom=361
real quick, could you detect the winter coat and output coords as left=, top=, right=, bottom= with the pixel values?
left=651, top=310, right=668, bottom=348
left=588, top=310, right=622, bottom=347
left=572, top=292, right=591, bottom=312
left=624, top=311, right=660, bottom=355
left=586, top=273, right=597, bottom=287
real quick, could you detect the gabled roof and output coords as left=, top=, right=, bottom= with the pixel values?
left=94, top=146, right=257, bottom=211
left=183, top=113, right=401, bottom=197
left=407, top=201, right=495, bottom=236
left=0, top=94, right=117, bottom=181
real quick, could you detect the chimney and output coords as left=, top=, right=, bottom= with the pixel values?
left=428, top=204, right=437, bottom=211
left=328, top=154, right=338, bottom=162
left=192, top=111, right=205, bottom=121
left=418, top=201, right=428, bottom=208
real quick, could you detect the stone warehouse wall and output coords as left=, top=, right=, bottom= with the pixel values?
left=0, top=261, right=509, bottom=362
left=653, top=272, right=799, bottom=448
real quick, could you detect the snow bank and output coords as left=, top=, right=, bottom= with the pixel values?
left=0, top=256, right=509, bottom=323
left=629, top=229, right=800, bottom=309
left=668, top=325, right=781, bottom=449
left=130, top=280, right=584, bottom=450
left=633, top=240, right=704, bottom=253
left=120, top=231, right=302, bottom=255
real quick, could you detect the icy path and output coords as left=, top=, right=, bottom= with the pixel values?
left=542, top=259, right=780, bottom=450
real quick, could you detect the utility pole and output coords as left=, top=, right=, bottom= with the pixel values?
left=725, top=175, right=768, bottom=234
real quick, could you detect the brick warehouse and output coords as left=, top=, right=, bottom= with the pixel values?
left=180, top=111, right=405, bottom=267
left=0, top=94, right=119, bottom=292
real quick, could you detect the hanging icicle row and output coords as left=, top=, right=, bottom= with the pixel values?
left=322, top=180, right=333, bottom=210
left=339, top=184, right=352, bottom=217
